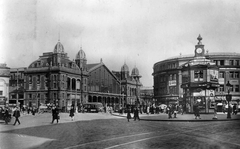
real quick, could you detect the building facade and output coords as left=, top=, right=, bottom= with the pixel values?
left=87, top=59, right=122, bottom=110
left=0, top=63, right=10, bottom=108
left=24, top=40, right=89, bottom=111
left=113, top=63, right=142, bottom=108
left=140, top=86, right=154, bottom=106
left=9, top=67, right=26, bottom=107
left=153, top=35, right=240, bottom=113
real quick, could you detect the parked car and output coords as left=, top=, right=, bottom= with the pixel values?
left=39, top=104, right=51, bottom=113
left=83, top=102, right=104, bottom=113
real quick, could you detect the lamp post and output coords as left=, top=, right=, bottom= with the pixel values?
left=133, top=76, right=139, bottom=107
left=226, top=81, right=232, bottom=119
left=80, top=67, right=83, bottom=113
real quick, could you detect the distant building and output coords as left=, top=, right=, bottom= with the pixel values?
left=0, top=63, right=10, bottom=108
left=113, top=63, right=142, bottom=108
left=153, top=35, right=240, bottom=113
left=87, top=59, right=122, bottom=110
left=140, top=86, right=154, bottom=106
left=9, top=67, right=26, bottom=107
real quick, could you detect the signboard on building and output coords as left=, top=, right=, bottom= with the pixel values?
left=207, top=70, right=218, bottom=82
left=218, top=78, right=224, bottom=84
left=230, top=80, right=239, bottom=85
left=193, top=90, right=205, bottom=96
left=169, top=80, right=176, bottom=86
left=207, top=90, right=215, bottom=97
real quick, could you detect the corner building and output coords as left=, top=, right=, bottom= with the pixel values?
left=0, top=63, right=10, bottom=108
left=153, top=35, right=240, bottom=113
left=24, top=40, right=89, bottom=111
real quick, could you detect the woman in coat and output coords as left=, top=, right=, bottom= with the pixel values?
left=69, top=106, right=75, bottom=121
left=133, top=107, right=140, bottom=121
left=126, top=107, right=131, bottom=122
left=13, top=107, right=21, bottom=125
left=52, top=106, right=59, bottom=124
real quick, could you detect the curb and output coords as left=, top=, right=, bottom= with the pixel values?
left=111, top=113, right=240, bottom=122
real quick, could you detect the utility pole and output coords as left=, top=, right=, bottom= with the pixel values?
left=81, top=67, right=83, bottom=112
left=16, top=69, right=19, bottom=107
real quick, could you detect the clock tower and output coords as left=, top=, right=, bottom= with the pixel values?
left=195, top=34, right=205, bottom=57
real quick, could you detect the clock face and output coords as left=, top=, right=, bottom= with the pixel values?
left=196, top=48, right=202, bottom=54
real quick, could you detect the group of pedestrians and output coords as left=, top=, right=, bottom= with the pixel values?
left=127, top=106, right=140, bottom=122
left=166, top=104, right=178, bottom=119
left=1, top=106, right=21, bottom=125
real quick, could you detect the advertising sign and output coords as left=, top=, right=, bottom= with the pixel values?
left=209, top=70, right=218, bottom=82
left=218, top=78, right=224, bottom=84
left=230, top=80, right=239, bottom=85
left=169, top=80, right=176, bottom=86
left=193, top=90, right=205, bottom=96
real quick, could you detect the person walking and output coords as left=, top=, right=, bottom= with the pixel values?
left=233, top=104, right=237, bottom=115
left=172, top=104, right=177, bottom=118
left=126, top=107, right=131, bottom=122
left=146, top=106, right=150, bottom=115
left=13, top=107, right=21, bottom=125
left=51, top=106, right=60, bottom=124
left=133, top=107, right=140, bottom=121
left=167, top=105, right=173, bottom=119
left=195, top=102, right=201, bottom=119
left=4, top=107, right=10, bottom=124
left=69, top=106, right=75, bottom=121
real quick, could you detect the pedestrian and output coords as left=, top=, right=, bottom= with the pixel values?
left=32, top=107, right=36, bottom=115
left=195, top=102, right=201, bottom=119
left=126, top=107, right=131, bottom=122
left=13, top=107, right=21, bottom=125
left=27, top=107, right=30, bottom=114
left=172, top=105, right=177, bottom=118
left=233, top=104, right=237, bottom=115
left=193, top=102, right=197, bottom=119
left=51, top=106, right=60, bottom=124
left=212, top=102, right=218, bottom=119
left=133, top=107, right=140, bottom=121
left=167, top=105, right=172, bottom=119
left=69, top=106, right=75, bottom=121
left=4, top=107, right=10, bottom=124
left=146, top=106, right=150, bottom=115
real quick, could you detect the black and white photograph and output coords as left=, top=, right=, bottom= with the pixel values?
left=0, top=0, right=240, bottom=149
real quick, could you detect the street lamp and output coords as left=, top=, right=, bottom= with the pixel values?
left=226, top=81, right=232, bottom=119
left=133, top=76, right=139, bottom=107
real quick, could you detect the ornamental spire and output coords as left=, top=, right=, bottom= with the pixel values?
left=197, top=34, right=202, bottom=45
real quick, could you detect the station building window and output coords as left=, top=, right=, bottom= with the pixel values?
left=234, top=72, right=239, bottom=78
left=229, top=72, right=234, bottom=78
left=235, top=60, right=240, bottom=66
left=194, top=70, right=203, bottom=81
left=235, top=85, right=239, bottom=92
left=229, top=60, right=234, bottom=66
left=219, top=72, right=225, bottom=78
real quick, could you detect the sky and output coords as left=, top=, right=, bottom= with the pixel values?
left=1, top=0, right=240, bottom=87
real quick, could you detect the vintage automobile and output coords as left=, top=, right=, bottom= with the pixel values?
left=83, top=102, right=104, bottom=113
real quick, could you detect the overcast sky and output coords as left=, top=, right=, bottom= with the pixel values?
left=1, top=0, right=240, bottom=87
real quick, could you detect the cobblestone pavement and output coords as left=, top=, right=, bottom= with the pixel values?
left=0, top=112, right=240, bottom=149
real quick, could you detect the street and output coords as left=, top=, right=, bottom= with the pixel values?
left=0, top=112, right=240, bottom=149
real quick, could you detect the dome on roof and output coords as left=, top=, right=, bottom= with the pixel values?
left=76, top=47, right=86, bottom=60
left=131, top=67, right=139, bottom=76
left=54, top=41, right=64, bottom=53
left=121, top=63, right=129, bottom=72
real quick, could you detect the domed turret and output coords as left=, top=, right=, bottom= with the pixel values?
left=53, top=40, right=64, bottom=53
left=76, top=47, right=86, bottom=60
left=121, top=63, right=129, bottom=72
left=131, top=66, right=139, bottom=76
